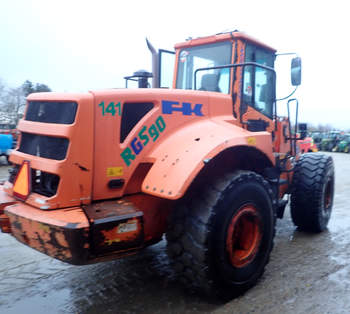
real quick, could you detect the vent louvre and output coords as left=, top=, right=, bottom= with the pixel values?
left=26, top=101, right=77, bottom=124
left=19, top=133, right=69, bottom=160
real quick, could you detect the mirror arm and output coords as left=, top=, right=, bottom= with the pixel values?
left=276, top=86, right=298, bottom=102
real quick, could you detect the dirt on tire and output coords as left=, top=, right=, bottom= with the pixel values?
left=166, top=171, right=276, bottom=299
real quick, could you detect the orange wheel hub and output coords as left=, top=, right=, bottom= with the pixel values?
left=226, top=204, right=262, bottom=268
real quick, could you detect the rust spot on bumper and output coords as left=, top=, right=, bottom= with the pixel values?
left=0, top=213, right=12, bottom=233
left=0, top=187, right=17, bottom=233
left=5, top=204, right=90, bottom=265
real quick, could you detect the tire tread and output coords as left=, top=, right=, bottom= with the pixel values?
left=166, top=171, right=276, bottom=298
left=290, top=153, right=334, bottom=232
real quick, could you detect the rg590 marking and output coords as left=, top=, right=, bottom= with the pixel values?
left=121, top=115, right=166, bottom=166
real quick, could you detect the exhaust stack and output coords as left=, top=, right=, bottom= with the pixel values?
left=146, top=38, right=159, bottom=88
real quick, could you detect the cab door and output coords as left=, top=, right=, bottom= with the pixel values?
left=240, top=43, right=276, bottom=133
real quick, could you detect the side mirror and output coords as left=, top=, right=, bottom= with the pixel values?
left=291, top=57, right=302, bottom=86
left=298, top=122, right=307, bottom=140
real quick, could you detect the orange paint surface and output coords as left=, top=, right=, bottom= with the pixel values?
left=0, top=32, right=299, bottom=259
left=5, top=33, right=282, bottom=209
left=10, top=92, right=94, bottom=209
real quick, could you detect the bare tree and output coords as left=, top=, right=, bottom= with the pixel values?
left=0, top=79, right=52, bottom=125
left=4, top=87, right=26, bottom=123
left=0, top=79, right=7, bottom=108
left=317, top=124, right=334, bottom=133
left=0, top=79, right=25, bottom=125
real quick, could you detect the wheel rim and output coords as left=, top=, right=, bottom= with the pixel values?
left=226, top=204, right=262, bottom=268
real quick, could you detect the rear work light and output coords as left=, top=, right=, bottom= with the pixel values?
left=13, top=161, right=32, bottom=201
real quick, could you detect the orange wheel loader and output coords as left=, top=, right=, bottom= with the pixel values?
left=0, top=31, right=334, bottom=299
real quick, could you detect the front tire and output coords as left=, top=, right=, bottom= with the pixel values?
left=290, top=153, right=334, bottom=232
left=166, top=171, right=276, bottom=299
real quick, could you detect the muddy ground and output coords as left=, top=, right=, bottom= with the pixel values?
left=0, top=152, right=349, bottom=314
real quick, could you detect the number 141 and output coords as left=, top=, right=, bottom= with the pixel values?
left=98, top=101, right=121, bottom=116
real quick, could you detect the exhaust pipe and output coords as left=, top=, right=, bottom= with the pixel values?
left=146, top=38, right=159, bottom=88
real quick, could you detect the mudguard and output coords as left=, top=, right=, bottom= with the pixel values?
left=142, top=119, right=274, bottom=199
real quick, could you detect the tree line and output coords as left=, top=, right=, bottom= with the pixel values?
left=0, top=79, right=51, bottom=124
left=307, top=124, right=349, bottom=133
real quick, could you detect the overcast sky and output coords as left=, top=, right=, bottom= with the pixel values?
left=1, top=0, right=349, bottom=129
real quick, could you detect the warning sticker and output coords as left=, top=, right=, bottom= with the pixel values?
left=106, top=167, right=123, bottom=177
left=247, top=137, right=257, bottom=146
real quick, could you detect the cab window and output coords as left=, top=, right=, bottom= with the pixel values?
left=243, top=44, right=275, bottom=118
left=176, top=42, right=232, bottom=94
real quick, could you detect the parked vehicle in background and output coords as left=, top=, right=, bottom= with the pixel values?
left=297, top=136, right=318, bottom=153
left=0, top=134, right=13, bottom=164
left=0, top=123, right=19, bottom=147
left=310, top=131, right=324, bottom=150
left=336, top=133, right=350, bottom=153
left=320, top=131, right=342, bottom=151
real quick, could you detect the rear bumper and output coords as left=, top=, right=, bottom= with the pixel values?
left=0, top=189, right=91, bottom=265
left=0, top=187, right=150, bottom=265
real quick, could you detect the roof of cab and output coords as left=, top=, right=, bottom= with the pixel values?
left=175, top=31, right=276, bottom=52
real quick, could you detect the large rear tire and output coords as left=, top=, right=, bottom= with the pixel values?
left=166, top=171, right=276, bottom=299
left=290, top=153, right=334, bottom=232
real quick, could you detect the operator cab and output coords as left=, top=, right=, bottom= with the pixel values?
left=171, top=32, right=278, bottom=133
left=132, top=31, right=301, bottom=136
